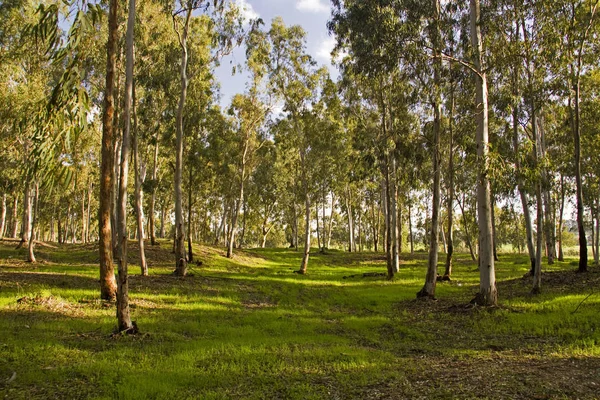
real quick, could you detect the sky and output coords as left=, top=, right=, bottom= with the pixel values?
left=214, top=0, right=339, bottom=109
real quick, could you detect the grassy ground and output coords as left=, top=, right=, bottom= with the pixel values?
left=0, top=240, right=598, bottom=399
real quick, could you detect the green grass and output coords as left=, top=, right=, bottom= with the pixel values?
left=0, top=241, right=599, bottom=399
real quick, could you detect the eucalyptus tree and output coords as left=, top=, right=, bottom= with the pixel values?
left=224, top=28, right=271, bottom=257
left=99, top=0, right=119, bottom=300
left=266, top=17, right=327, bottom=274
left=538, top=0, right=600, bottom=272
left=470, top=0, right=497, bottom=305
left=167, top=0, right=246, bottom=276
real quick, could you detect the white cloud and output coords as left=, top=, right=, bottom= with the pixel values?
left=296, top=0, right=330, bottom=13
left=316, top=36, right=336, bottom=62
left=235, top=0, right=259, bottom=23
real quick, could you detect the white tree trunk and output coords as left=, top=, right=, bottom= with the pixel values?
left=470, top=0, right=497, bottom=305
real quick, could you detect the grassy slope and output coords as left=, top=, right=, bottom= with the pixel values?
left=0, top=240, right=598, bottom=399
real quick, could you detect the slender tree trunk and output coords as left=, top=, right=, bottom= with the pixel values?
left=557, top=175, right=565, bottom=261
left=298, top=150, right=310, bottom=274
left=408, top=200, right=414, bottom=255
left=532, top=106, right=544, bottom=294
left=327, top=193, right=335, bottom=250
left=173, top=7, right=193, bottom=276
left=591, top=207, right=597, bottom=264
left=292, top=204, right=299, bottom=250
left=227, top=163, right=245, bottom=258
left=384, top=159, right=393, bottom=278
left=419, top=3, right=443, bottom=297
left=133, top=83, right=148, bottom=276
left=188, top=166, right=194, bottom=262
left=316, top=202, right=321, bottom=251
left=81, top=188, right=86, bottom=244
left=512, top=55, right=536, bottom=275
left=11, top=196, right=18, bottom=239
left=115, top=0, right=136, bottom=332
left=0, top=193, right=6, bottom=239
left=470, top=0, right=497, bottom=305
left=444, top=81, right=455, bottom=279
left=98, top=0, right=119, bottom=301
left=27, top=182, right=39, bottom=263
left=572, top=65, right=587, bottom=272
left=149, top=136, right=159, bottom=245
left=346, top=187, right=354, bottom=252
left=390, top=157, right=399, bottom=273
left=86, top=181, right=92, bottom=243
left=596, top=200, right=600, bottom=266
left=160, top=201, right=166, bottom=239
left=19, top=181, right=32, bottom=250
left=491, top=192, right=498, bottom=261
left=239, top=194, right=247, bottom=248
left=358, top=205, right=362, bottom=252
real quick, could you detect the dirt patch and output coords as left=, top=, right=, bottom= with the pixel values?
left=16, top=294, right=86, bottom=318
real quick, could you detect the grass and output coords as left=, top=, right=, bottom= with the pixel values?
left=0, top=240, right=599, bottom=399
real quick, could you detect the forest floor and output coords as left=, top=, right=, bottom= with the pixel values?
left=0, top=240, right=599, bottom=399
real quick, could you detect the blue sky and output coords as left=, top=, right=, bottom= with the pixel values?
left=214, top=0, right=339, bottom=108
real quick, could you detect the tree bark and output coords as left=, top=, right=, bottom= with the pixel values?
left=298, top=150, right=310, bottom=274
left=188, top=165, right=194, bottom=262
left=173, top=6, right=193, bottom=276
left=419, top=0, right=443, bottom=298
left=572, top=67, right=587, bottom=272
left=327, top=193, right=335, bottom=250
left=149, top=135, right=159, bottom=245
left=0, top=193, right=6, bottom=239
left=346, top=187, right=354, bottom=252
left=19, top=181, right=32, bottom=249
left=133, top=82, right=148, bottom=276
left=98, top=0, right=119, bottom=301
left=227, top=161, right=246, bottom=258
left=470, top=0, right=497, bottom=305
left=27, top=182, right=38, bottom=263
left=444, top=80, right=455, bottom=279
left=10, top=195, right=18, bottom=238
left=115, top=0, right=135, bottom=332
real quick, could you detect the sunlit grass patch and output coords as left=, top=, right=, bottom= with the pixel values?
left=0, top=241, right=599, bottom=399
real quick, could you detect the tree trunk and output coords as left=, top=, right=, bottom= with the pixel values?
left=98, top=0, right=119, bottom=301
left=115, top=0, right=135, bottom=333
left=327, top=193, right=335, bottom=250
left=511, top=48, right=536, bottom=275
left=160, top=201, right=166, bottom=239
left=188, top=166, right=194, bottom=262
left=572, top=64, right=587, bottom=272
left=133, top=82, right=148, bottom=276
left=86, top=181, right=92, bottom=243
left=444, top=80, right=455, bottom=279
left=238, top=194, right=247, bottom=248
left=0, top=193, right=6, bottom=239
left=298, top=150, right=310, bottom=274
left=11, top=195, right=18, bottom=239
left=19, top=181, right=32, bottom=249
left=470, top=0, right=497, bottom=306
left=149, top=135, right=159, bottom=245
left=173, top=7, right=193, bottom=277
left=346, top=187, right=354, bottom=252
left=408, top=200, right=414, bottom=255
left=81, top=188, right=86, bottom=244
left=591, top=207, right=597, bottom=264
left=316, top=202, right=321, bottom=251
left=27, top=182, right=39, bottom=263
left=419, top=2, right=443, bottom=298
left=557, top=175, right=565, bottom=261
left=227, top=163, right=245, bottom=258
left=491, top=192, right=498, bottom=261
left=532, top=106, right=544, bottom=294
